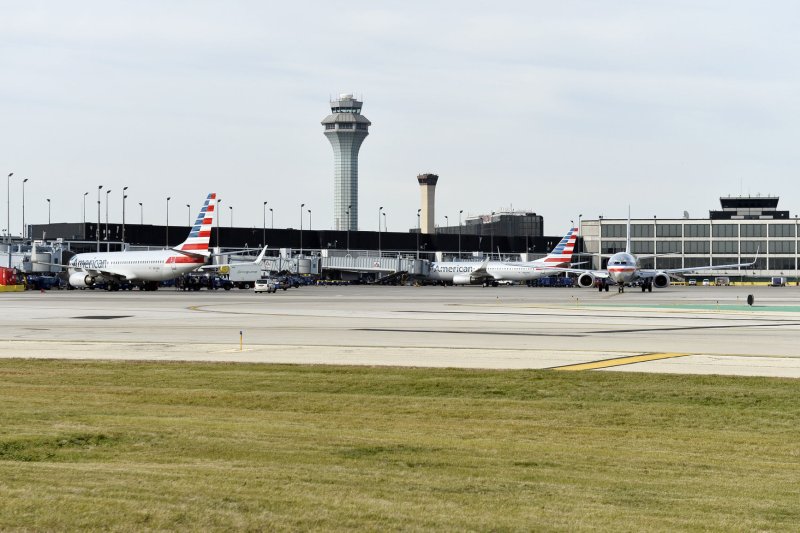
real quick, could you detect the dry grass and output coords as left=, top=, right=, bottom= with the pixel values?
left=0, top=359, right=798, bottom=531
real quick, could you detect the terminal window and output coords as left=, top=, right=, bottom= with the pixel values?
left=741, top=224, right=766, bottom=237
left=631, top=224, right=654, bottom=238
left=713, top=241, right=738, bottom=254
left=769, top=224, right=796, bottom=237
left=770, top=257, right=796, bottom=270
left=685, top=224, right=710, bottom=238
left=712, top=224, right=738, bottom=238
left=769, top=241, right=795, bottom=254
left=601, top=224, right=626, bottom=238
left=684, top=241, right=710, bottom=254
left=741, top=240, right=766, bottom=254
left=656, top=224, right=681, bottom=238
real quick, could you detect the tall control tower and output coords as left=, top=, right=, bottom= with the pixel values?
left=322, top=93, right=371, bottom=231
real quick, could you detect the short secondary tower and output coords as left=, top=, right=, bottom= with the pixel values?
left=322, top=94, right=371, bottom=231
left=417, top=173, right=438, bottom=234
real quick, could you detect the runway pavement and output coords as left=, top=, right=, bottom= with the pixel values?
left=2, top=285, right=800, bottom=377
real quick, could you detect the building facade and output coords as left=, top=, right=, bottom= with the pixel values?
left=581, top=197, right=798, bottom=278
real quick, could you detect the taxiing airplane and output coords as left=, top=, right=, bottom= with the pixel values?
left=62, top=193, right=219, bottom=290
left=544, top=218, right=757, bottom=292
left=428, top=227, right=578, bottom=286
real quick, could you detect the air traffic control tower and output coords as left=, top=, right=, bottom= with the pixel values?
left=322, top=94, right=370, bottom=231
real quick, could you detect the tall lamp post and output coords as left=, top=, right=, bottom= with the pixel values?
left=6, top=172, right=11, bottom=247
left=229, top=205, right=233, bottom=228
left=215, top=199, right=222, bottom=248
left=378, top=206, right=383, bottom=255
left=346, top=205, right=351, bottom=253
left=299, top=203, right=305, bottom=256
left=22, top=178, right=28, bottom=240
left=416, top=208, right=421, bottom=260
left=138, top=202, right=143, bottom=225
left=186, top=204, right=191, bottom=226
left=262, top=201, right=268, bottom=246
left=383, top=211, right=387, bottom=233
left=82, top=192, right=88, bottom=228
left=97, top=185, right=103, bottom=251
left=122, top=186, right=128, bottom=245
left=490, top=211, right=496, bottom=259
left=46, top=198, right=51, bottom=224
left=269, top=208, right=273, bottom=229
left=458, top=209, right=463, bottom=259
left=165, top=196, right=171, bottom=248
left=105, top=189, right=112, bottom=242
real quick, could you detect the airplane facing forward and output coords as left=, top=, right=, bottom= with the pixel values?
left=545, top=218, right=757, bottom=292
left=64, top=193, right=218, bottom=290
left=428, top=227, right=578, bottom=286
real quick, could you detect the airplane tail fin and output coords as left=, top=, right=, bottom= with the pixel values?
left=536, top=227, right=578, bottom=265
left=175, top=193, right=216, bottom=256
left=625, top=206, right=631, bottom=254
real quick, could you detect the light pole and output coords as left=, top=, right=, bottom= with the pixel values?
left=308, top=208, right=312, bottom=231
left=105, top=189, right=111, bottom=241
left=97, top=185, right=102, bottom=251
left=22, top=178, right=28, bottom=240
left=383, top=211, right=387, bottom=233
left=166, top=196, right=171, bottom=247
left=490, top=211, right=496, bottom=259
left=138, top=202, right=143, bottom=225
left=122, top=186, right=128, bottom=245
left=6, top=172, right=12, bottom=247
left=269, top=208, right=273, bottom=229
left=186, top=204, right=191, bottom=226
left=416, top=208, right=421, bottom=260
left=346, top=205, right=351, bottom=253
left=262, top=201, right=268, bottom=246
left=458, top=209, right=463, bottom=259
left=378, top=206, right=383, bottom=255
left=46, top=198, right=51, bottom=224
left=229, top=205, right=233, bottom=228
left=82, top=192, right=88, bottom=227
left=300, top=203, right=305, bottom=256
left=216, top=199, right=221, bottom=248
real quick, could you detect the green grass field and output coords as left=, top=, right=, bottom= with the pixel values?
left=1, top=359, right=798, bottom=531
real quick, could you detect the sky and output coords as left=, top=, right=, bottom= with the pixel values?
left=3, top=1, right=800, bottom=237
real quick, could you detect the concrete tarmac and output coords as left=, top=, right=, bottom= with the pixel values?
left=2, top=285, right=800, bottom=377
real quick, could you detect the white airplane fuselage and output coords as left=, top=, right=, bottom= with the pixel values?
left=428, top=261, right=554, bottom=283
left=606, top=252, right=640, bottom=285
left=67, top=249, right=206, bottom=285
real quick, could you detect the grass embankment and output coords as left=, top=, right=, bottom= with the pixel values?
left=0, top=360, right=798, bottom=531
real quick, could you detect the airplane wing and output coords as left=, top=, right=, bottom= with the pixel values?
left=534, top=265, right=610, bottom=279
left=639, top=251, right=759, bottom=277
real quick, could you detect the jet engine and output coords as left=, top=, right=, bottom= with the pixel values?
left=653, top=272, right=670, bottom=289
left=452, top=273, right=474, bottom=285
left=577, top=273, right=596, bottom=288
left=69, top=272, right=95, bottom=288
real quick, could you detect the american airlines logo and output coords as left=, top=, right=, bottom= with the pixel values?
left=431, top=265, right=475, bottom=273
left=70, top=258, right=108, bottom=269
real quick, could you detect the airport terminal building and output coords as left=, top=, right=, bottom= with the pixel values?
left=581, top=196, right=798, bottom=279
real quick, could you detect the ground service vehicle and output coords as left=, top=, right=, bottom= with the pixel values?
left=254, top=279, right=277, bottom=293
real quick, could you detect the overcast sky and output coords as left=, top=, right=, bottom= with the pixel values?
left=3, top=1, right=799, bottom=237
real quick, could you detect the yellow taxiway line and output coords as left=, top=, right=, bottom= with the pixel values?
left=554, top=352, right=688, bottom=371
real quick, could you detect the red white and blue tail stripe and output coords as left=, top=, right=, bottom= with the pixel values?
left=175, top=193, right=216, bottom=255
left=535, top=227, right=578, bottom=265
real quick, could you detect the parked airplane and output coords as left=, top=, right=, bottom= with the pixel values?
left=428, top=227, right=578, bottom=286
left=545, top=218, right=757, bottom=292
left=61, top=193, right=219, bottom=290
